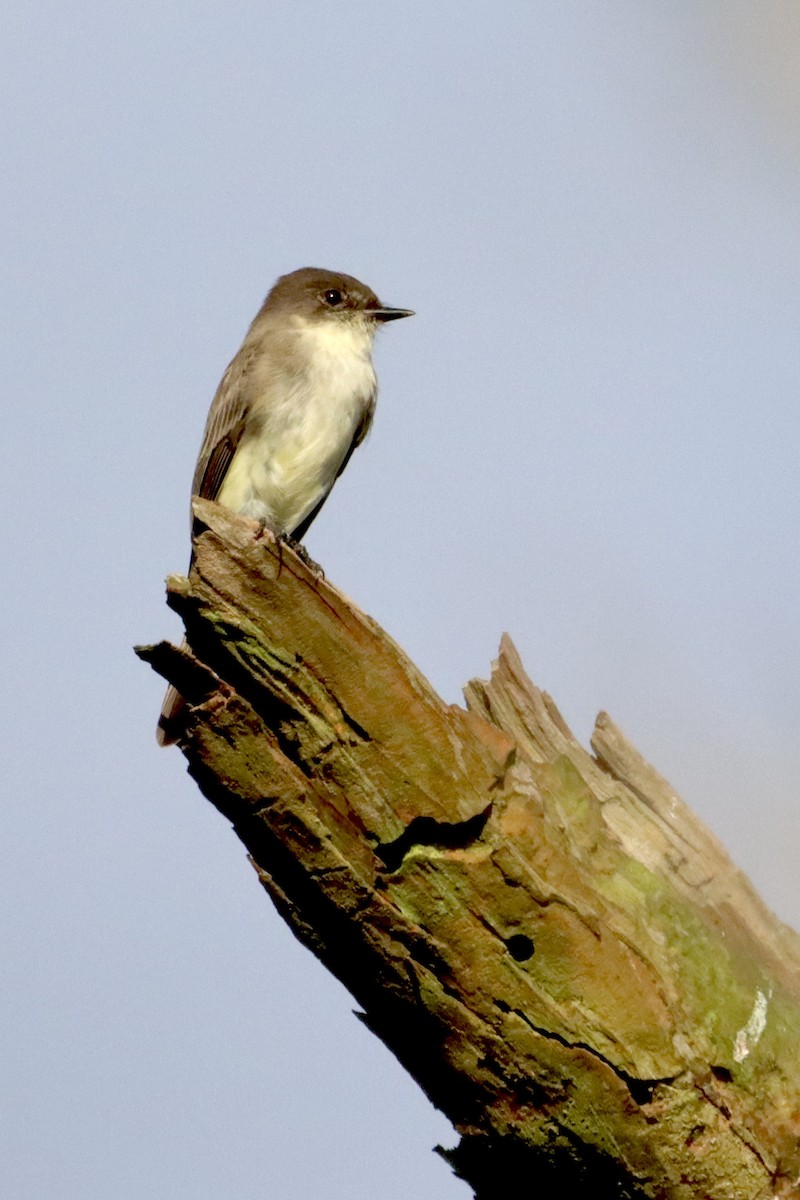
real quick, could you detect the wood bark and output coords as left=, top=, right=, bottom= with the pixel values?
left=137, top=499, right=800, bottom=1199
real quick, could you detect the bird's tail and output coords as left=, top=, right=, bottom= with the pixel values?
left=156, top=665, right=187, bottom=747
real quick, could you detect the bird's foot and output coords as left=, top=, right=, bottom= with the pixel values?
left=253, top=518, right=275, bottom=542
left=278, top=532, right=324, bottom=577
left=250, top=520, right=324, bottom=578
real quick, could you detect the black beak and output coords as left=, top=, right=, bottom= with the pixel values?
left=369, top=306, right=415, bottom=322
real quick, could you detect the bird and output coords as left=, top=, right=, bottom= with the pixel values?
left=156, top=266, right=414, bottom=745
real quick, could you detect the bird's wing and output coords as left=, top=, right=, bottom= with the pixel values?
left=291, top=396, right=375, bottom=542
left=187, top=353, right=254, bottom=541
left=191, top=352, right=252, bottom=507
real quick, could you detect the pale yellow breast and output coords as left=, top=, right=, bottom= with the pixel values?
left=218, top=316, right=377, bottom=533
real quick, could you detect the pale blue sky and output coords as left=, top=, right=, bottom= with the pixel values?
left=3, top=4, right=799, bottom=1197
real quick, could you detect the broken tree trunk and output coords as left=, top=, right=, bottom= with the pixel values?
left=137, top=499, right=800, bottom=1199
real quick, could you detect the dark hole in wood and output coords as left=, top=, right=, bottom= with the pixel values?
left=506, top=934, right=534, bottom=961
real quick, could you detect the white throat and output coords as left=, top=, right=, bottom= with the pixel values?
left=295, top=313, right=376, bottom=371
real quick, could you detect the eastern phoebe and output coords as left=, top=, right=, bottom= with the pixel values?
left=157, top=266, right=413, bottom=745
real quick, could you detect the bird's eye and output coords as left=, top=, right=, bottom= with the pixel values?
left=322, top=288, right=344, bottom=307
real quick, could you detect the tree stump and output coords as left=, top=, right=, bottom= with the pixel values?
left=137, top=499, right=800, bottom=1199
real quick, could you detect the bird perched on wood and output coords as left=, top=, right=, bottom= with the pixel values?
left=157, top=266, right=413, bottom=746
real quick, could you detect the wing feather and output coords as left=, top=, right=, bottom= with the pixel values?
left=187, top=348, right=258, bottom=538
left=191, top=349, right=255, bottom=501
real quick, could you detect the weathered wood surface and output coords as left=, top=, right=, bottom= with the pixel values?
left=138, top=499, right=800, bottom=1199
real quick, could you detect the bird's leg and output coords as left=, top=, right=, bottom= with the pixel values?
left=250, top=518, right=323, bottom=578
left=279, top=532, right=325, bottom=578
left=253, top=518, right=275, bottom=542
left=251, top=518, right=287, bottom=577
